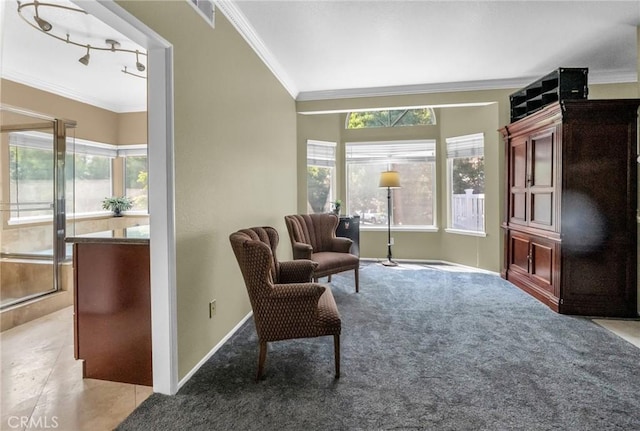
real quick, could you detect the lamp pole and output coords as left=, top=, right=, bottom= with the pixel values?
left=383, top=185, right=397, bottom=266
left=379, top=170, right=400, bottom=267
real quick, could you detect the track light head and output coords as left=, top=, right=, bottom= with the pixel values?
left=34, top=15, right=52, bottom=32
left=78, top=45, right=90, bottom=66
left=135, top=50, right=145, bottom=72
left=33, top=1, right=52, bottom=32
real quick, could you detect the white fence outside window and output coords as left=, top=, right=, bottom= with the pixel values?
left=451, top=190, right=485, bottom=232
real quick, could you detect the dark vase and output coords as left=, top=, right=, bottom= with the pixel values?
left=113, top=208, right=122, bottom=217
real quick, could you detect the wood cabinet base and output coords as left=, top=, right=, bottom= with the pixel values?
left=73, top=242, right=152, bottom=386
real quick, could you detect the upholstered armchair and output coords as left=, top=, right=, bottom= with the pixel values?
left=229, top=226, right=341, bottom=380
left=284, top=214, right=360, bottom=293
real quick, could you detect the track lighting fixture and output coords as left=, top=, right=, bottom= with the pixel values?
left=17, top=0, right=147, bottom=78
left=78, top=45, right=90, bottom=66
left=135, top=50, right=145, bottom=72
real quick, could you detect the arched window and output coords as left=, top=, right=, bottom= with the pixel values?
left=346, top=108, right=436, bottom=129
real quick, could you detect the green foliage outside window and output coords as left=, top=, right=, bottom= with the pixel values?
left=347, top=108, right=435, bottom=129
left=307, top=166, right=331, bottom=213
left=10, top=147, right=53, bottom=180
left=452, top=157, right=484, bottom=194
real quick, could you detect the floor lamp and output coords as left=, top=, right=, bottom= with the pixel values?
left=379, top=170, right=401, bottom=266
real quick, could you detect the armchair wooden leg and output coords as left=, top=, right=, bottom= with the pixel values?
left=256, top=340, right=267, bottom=381
left=334, top=334, right=340, bottom=379
left=354, top=267, right=359, bottom=293
left=328, top=275, right=332, bottom=282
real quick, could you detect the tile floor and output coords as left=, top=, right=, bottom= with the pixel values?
left=1, top=307, right=152, bottom=431
left=593, top=318, right=640, bottom=348
left=1, top=304, right=638, bottom=431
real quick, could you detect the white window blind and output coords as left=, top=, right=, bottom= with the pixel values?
left=345, top=140, right=436, bottom=164
left=117, top=144, right=148, bottom=157
left=445, top=133, right=484, bottom=158
left=307, top=140, right=336, bottom=167
left=9, top=131, right=119, bottom=157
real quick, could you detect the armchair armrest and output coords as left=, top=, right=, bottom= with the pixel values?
left=269, top=283, right=325, bottom=301
left=292, top=242, right=313, bottom=260
left=279, top=259, right=318, bottom=283
left=330, top=237, right=353, bottom=253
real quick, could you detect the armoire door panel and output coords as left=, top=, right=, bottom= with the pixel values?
left=511, top=192, right=527, bottom=223
left=511, top=140, right=527, bottom=188
left=510, top=138, right=528, bottom=224
left=530, top=131, right=554, bottom=187
left=530, top=191, right=553, bottom=226
left=510, top=235, right=530, bottom=272
left=530, top=240, right=553, bottom=292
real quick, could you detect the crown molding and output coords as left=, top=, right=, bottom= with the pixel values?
left=214, top=0, right=298, bottom=99
left=2, top=70, right=146, bottom=113
left=295, top=78, right=528, bottom=102
left=296, top=71, right=638, bottom=102
left=588, top=70, right=638, bottom=84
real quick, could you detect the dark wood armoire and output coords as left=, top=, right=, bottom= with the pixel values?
left=500, top=99, right=639, bottom=317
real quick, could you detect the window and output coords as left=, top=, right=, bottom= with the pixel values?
left=68, top=153, right=112, bottom=215
left=446, top=133, right=485, bottom=234
left=346, top=108, right=436, bottom=129
left=8, top=131, right=122, bottom=223
left=8, top=141, right=54, bottom=219
left=66, top=138, right=115, bottom=215
left=120, top=145, right=148, bottom=212
left=8, top=133, right=149, bottom=224
left=307, top=140, right=336, bottom=214
left=346, top=140, right=436, bottom=228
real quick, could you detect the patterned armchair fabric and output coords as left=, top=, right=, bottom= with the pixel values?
left=229, top=226, right=341, bottom=380
left=284, top=214, right=360, bottom=292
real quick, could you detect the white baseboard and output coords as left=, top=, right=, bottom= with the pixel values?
left=359, top=257, right=499, bottom=276
left=177, top=311, right=254, bottom=390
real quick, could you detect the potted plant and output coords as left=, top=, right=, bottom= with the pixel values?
left=332, top=199, right=342, bottom=216
left=102, top=196, right=133, bottom=217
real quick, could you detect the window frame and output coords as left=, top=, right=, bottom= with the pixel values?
left=6, top=131, right=149, bottom=225
left=345, top=107, right=437, bottom=129
left=445, top=133, right=486, bottom=236
left=306, top=140, right=337, bottom=214
left=345, top=139, right=438, bottom=231
left=120, top=145, right=149, bottom=215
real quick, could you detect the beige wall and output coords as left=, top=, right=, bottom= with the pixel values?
left=1, top=79, right=146, bottom=145
left=438, top=104, right=500, bottom=269
left=117, top=1, right=298, bottom=378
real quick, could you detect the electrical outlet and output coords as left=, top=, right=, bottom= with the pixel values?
left=209, top=299, right=216, bottom=318
left=390, top=237, right=394, bottom=245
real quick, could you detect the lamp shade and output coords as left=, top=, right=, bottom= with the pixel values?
left=379, top=170, right=401, bottom=188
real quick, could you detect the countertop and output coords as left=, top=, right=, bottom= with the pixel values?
left=65, top=225, right=149, bottom=245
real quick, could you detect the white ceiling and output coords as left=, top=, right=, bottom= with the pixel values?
left=1, top=1, right=639, bottom=112
left=229, top=0, right=640, bottom=100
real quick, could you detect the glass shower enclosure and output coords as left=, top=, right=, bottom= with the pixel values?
left=0, top=105, right=76, bottom=309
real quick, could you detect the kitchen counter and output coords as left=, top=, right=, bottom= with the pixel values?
left=65, top=224, right=149, bottom=245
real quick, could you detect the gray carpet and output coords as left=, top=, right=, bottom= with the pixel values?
left=117, top=263, right=640, bottom=430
